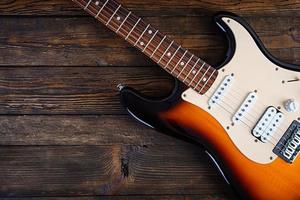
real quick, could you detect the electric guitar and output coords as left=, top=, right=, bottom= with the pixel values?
left=72, top=0, right=300, bottom=199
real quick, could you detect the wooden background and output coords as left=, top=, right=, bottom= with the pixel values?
left=0, top=0, right=299, bottom=199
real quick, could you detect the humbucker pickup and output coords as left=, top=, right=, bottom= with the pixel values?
left=252, top=107, right=284, bottom=143
left=273, top=120, right=300, bottom=163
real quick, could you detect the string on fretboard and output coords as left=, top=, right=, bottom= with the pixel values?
left=72, top=0, right=218, bottom=94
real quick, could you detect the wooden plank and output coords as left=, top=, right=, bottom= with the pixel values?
left=0, top=16, right=299, bottom=66
left=0, top=194, right=236, bottom=200
left=0, top=0, right=299, bottom=16
left=0, top=67, right=172, bottom=115
left=0, top=146, right=233, bottom=197
left=0, top=115, right=183, bottom=146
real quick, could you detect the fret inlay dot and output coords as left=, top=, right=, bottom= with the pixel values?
left=148, top=30, right=153, bottom=34
left=167, top=52, right=171, bottom=57
left=192, top=70, right=196, bottom=74
left=117, top=16, right=121, bottom=21
left=140, top=42, right=144, bottom=46
left=203, top=77, right=207, bottom=82
left=180, top=62, right=185, bottom=66
left=95, top=1, right=100, bottom=6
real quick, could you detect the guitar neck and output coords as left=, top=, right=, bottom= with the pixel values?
left=72, top=0, right=218, bottom=94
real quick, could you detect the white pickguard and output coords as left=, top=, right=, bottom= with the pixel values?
left=182, top=17, right=300, bottom=164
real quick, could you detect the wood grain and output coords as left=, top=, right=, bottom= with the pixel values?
left=0, top=115, right=180, bottom=146
left=0, top=66, right=173, bottom=114
left=0, top=0, right=299, bottom=199
left=0, top=0, right=299, bottom=16
left=0, top=196, right=235, bottom=200
left=0, top=146, right=232, bottom=197
left=0, top=16, right=299, bottom=66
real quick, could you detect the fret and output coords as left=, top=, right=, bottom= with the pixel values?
left=194, top=66, right=210, bottom=89
left=150, top=35, right=166, bottom=58
left=116, top=11, right=131, bottom=33
left=134, top=24, right=150, bottom=47
left=177, top=54, right=194, bottom=78
left=106, top=4, right=121, bottom=26
left=189, top=62, right=205, bottom=86
left=84, top=0, right=93, bottom=10
left=198, top=69, right=216, bottom=93
left=157, top=41, right=174, bottom=64
left=165, top=45, right=181, bottom=69
left=73, top=0, right=218, bottom=95
left=125, top=18, right=141, bottom=41
left=142, top=30, right=158, bottom=52
left=183, top=58, right=200, bottom=82
left=158, top=41, right=174, bottom=63
left=95, top=0, right=109, bottom=18
left=171, top=50, right=188, bottom=74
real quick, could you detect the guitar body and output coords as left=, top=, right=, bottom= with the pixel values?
left=120, top=13, right=300, bottom=200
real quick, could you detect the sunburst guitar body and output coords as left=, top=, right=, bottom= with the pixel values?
left=120, top=13, right=300, bottom=200
left=72, top=1, right=300, bottom=199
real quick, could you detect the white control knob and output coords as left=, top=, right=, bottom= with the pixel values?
left=284, top=99, right=299, bottom=112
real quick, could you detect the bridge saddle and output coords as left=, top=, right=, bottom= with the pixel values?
left=273, top=120, right=300, bottom=163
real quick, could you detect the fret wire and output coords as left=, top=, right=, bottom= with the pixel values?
left=116, top=11, right=131, bottom=33
left=158, top=41, right=174, bottom=64
left=74, top=0, right=217, bottom=94
left=134, top=24, right=150, bottom=46
left=198, top=69, right=216, bottom=93
left=177, top=54, right=194, bottom=78
left=79, top=1, right=160, bottom=58
left=165, top=45, right=181, bottom=69
left=125, top=18, right=141, bottom=40
left=194, top=66, right=210, bottom=89
left=84, top=0, right=93, bottom=10
left=106, top=4, right=121, bottom=26
left=142, top=30, right=158, bottom=52
left=188, top=62, right=205, bottom=86
left=95, top=0, right=110, bottom=18
left=150, top=35, right=166, bottom=58
left=171, top=50, right=188, bottom=74
left=88, top=1, right=169, bottom=64
left=183, top=58, right=200, bottom=82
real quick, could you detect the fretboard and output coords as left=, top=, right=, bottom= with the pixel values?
left=72, top=0, right=218, bottom=94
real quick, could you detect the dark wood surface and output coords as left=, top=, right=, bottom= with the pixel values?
left=0, top=0, right=299, bottom=199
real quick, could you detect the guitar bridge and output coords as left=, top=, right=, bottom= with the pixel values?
left=273, top=120, right=300, bottom=163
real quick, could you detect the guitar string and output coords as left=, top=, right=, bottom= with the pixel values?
left=75, top=0, right=289, bottom=147
left=86, top=0, right=291, bottom=144
left=84, top=0, right=293, bottom=141
left=75, top=0, right=286, bottom=147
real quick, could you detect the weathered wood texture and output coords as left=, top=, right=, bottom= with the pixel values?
left=0, top=0, right=299, bottom=199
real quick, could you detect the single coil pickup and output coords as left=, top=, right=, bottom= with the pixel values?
left=208, top=75, right=234, bottom=107
left=232, top=92, right=257, bottom=124
left=273, top=120, right=300, bottom=163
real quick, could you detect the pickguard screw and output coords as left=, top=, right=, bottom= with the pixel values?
left=282, top=80, right=285, bottom=84
left=270, top=156, right=273, bottom=160
left=227, top=19, right=230, bottom=23
left=183, top=94, right=186, bottom=97
left=222, top=69, right=225, bottom=72
left=231, top=122, right=234, bottom=126
left=208, top=106, right=211, bottom=110
left=277, top=106, right=281, bottom=110
left=275, top=68, right=279, bottom=71
left=226, top=126, right=230, bottom=130
left=254, top=90, right=258, bottom=93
